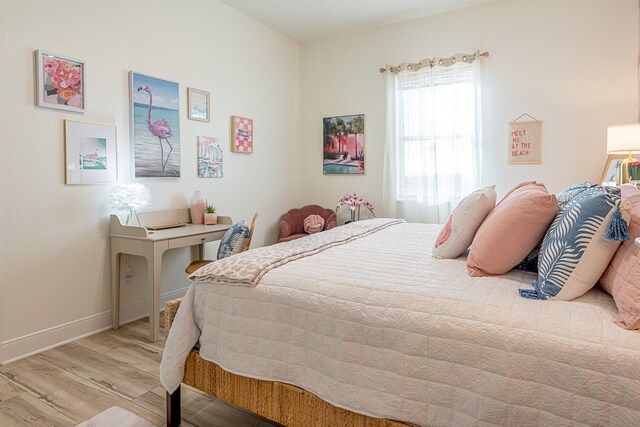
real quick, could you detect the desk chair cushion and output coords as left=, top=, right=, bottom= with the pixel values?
left=217, top=220, right=251, bottom=260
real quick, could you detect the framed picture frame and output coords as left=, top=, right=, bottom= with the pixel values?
left=600, top=154, right=627, bottom=186
left=130, top=72, right=181, bottom=178
left=323, top=114, right=365, bottom=174
left=64, top=120, right=117, bottom=184
left=197, top=136, right=223, bottom=178
left=230, top=115, right=253, bottom=153
left=187, top=88, right=210, bottom=122
left=35, top=50, right=86, bottom=113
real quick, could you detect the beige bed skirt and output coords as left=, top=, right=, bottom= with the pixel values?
left=165, top=298, right=415, bottom=427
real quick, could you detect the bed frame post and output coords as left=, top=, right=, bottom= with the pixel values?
left=166, top=386, right=181, bottom=427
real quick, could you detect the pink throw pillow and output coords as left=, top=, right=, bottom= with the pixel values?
left=599, top=185, right=640, bottom=329
left=498, top=180, right=536, bottom=203
left=303, top=214, right=325, bottom=234
left=467, top=182, right=558, bottom=276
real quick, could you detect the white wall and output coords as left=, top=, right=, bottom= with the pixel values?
left=0, top=0, right=300, bottom=362
left=299, top=0, right=638, bottom=217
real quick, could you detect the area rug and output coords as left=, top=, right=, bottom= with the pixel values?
left=76, top=406, right=155, bottom=427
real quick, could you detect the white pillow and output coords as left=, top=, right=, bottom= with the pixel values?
left=432, top=186, right=497, bottom=259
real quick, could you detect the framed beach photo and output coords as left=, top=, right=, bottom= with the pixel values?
left=600, top=154, right=627, bottom=186
left=64, top=120, right=117, bottom=184
left=230, top=116, right=253, bottom=153
left=130, top=72, right=180, bottom=178
left=187, top=88, right=210, bottom=122
left=35, top=50, right=86, bottom=113
left=323, top=114, right=365, bottom=174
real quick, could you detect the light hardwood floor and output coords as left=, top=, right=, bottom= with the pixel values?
left=0, top=318, right=278, bottom=427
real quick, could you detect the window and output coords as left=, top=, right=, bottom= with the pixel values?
left=384, top=58, right=481, bottom=223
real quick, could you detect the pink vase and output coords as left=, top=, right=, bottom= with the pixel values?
left=189, top=191, right=206, bottom=224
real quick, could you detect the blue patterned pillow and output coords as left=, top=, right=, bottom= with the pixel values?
left=514, top=182, right=593, bottom=273
left=217, top=220, right=250, bottom=260
left=556, top=181, right=593, bottom=209
left=514, top=241, right=541, bottom=273
left=520, top=185, right=629, bottom=300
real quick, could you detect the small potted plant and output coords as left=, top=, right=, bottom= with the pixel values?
left=204, top=205, right=218, bottom=225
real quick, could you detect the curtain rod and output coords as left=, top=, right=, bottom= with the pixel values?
left=379, top=51, right=489, bottom=74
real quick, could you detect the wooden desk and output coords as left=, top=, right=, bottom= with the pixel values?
left=109, top=209, right=232, bottom=342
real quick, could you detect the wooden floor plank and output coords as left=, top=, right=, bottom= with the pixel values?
left=110, top=319, right=167, bottom=351
left=73, top=329, right=132, bottom=354
left=0, top=317, right=278, bottom=426
left=38, top=343, right=159, bottom=400
left=0, top=392, right=76, bottom=427
left=0, top=375, right=23, bottom=402
left=0, top=350, right=162, bottom=425
left=104, top=341, right=163, bottom=376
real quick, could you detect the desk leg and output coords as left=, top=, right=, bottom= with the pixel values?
left=147, top=248, right=164, bottom=342
left=111, top=251, right=121, bottom=329
left=190, top=242, right=205, bottom=261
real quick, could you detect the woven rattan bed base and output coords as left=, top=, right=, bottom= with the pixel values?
left=165, top=298, right=415, bottom=427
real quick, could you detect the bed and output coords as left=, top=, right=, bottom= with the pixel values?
left=161, top=219, right=640, bottom=426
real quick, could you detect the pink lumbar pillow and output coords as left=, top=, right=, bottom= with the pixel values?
left=599, top=185, right=640, bottom=329
left=432, top=186, right=497, bottom=259
left=467, top=182, right=558, bottom=276
left=303, top=214, right=325, bottom=234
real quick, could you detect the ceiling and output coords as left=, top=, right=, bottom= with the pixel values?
left=220, top=0, right=495, bottom=42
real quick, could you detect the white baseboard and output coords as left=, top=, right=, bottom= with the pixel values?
left=0, top=287, right=189, bottom=365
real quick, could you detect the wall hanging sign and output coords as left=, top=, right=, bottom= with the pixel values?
left=130, top=72, right=181, bottom=178
left=35, top=50, right=86, bottom=113
left=508, top=113, right=542, bottom=164
left=230, top=115, right=253, bottom=153
left=64, top=120, right=117, bottom=184
left=197, top=136, right=223, bottom=178
left=323, top=114, right=365, bottom=174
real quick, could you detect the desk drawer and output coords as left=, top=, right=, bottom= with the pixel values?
left=168, top=233, right=219, bottom=249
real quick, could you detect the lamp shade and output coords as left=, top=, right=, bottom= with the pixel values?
left=607, top=124, right=640, bottom=153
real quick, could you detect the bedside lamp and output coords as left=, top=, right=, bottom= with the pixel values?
left=607, top=124, right=640, bottom=183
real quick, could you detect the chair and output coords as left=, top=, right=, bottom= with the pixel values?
left=185, top=213, right=258, bottom=275
left=278, top=205, right=336, bottom=243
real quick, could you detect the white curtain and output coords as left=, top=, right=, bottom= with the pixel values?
left=383, top=57, right=482, bottom=224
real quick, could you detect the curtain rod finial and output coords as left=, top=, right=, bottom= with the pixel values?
left=379, top=67, right=387, bottom=74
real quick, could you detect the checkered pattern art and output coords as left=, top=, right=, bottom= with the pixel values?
left=231, top=116, right=253, bottom=153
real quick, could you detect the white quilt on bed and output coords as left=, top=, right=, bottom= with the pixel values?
left=161, top=222, right=640, bottom=427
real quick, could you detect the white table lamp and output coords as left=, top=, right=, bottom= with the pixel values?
left=607, top=124, right=640, bottom=183
left=109, top=183, right=151, bottom=225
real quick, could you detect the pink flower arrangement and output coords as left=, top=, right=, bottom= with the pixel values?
left=43, top=58, right=82, bottom=105
left=336, top=193, right=375, bottom=222
left=629, top=161, right=640, bottom=181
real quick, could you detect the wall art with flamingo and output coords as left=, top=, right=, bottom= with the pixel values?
left=130, top=72, right=181, bottom=178
left=64, top=120, right=117, bottom=185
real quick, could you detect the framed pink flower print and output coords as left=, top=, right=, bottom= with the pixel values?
left=36, top=50, right=86, bottom=113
